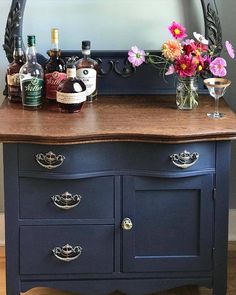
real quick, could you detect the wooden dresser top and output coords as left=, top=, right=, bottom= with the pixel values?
left=0, top=95, right=236, bottom=144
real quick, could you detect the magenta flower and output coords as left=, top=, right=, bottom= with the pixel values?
left=175, top=55, right=196, bottom=77
left=168, top=21, right=187, bottom=39
left=128, top=46, right=145, bottom=67
left=225, top=41, right=235, bottom=59
left=209, top=57, right=227, bottom=77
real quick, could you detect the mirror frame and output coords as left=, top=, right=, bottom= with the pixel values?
left=3, top=0, right=222, bottom=95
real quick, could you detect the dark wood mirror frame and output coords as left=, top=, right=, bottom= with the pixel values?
left=3, top=0, right=222, bottom=95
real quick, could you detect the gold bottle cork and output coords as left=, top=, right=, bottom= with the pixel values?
left=51, top=28, right=59, bottom=43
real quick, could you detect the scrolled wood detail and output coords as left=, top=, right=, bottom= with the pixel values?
left=201, top=0, right=223, bottom=55
left=3, top=0, right=26, bottom=63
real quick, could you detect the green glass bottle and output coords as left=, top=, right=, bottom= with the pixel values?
left=19, top=35, right=44, bottom=109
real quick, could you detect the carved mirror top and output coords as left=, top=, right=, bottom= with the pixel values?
left=3, top=0, right=222, bottom=95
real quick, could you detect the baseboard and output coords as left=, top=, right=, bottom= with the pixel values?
left=229, top=209, right=236, bottom=241
left=0, top=210, right=236, bottom=245
left=0, top=213, right=4, bottom=246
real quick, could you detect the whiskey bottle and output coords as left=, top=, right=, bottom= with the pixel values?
left=19, top=35, right=44, bottom=109
left=76, top=40, right=98, bottom=102
left=7, top=36, right=25, bottom=102
left=44, top=28, right=66, bottom=102
left=57, top=59, right=86, bottom=113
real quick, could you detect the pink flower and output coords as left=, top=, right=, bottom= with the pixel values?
left=168, top=21, right=187, bottom=39
left=209, top=57, right=227, bottom=77
left=165, top=64, right=175, bottom=75
left=225, top=41, right=235, bottom=59
left=128, top=46, right=145, bottom=67
left=175, top=55, right=196, bottom=77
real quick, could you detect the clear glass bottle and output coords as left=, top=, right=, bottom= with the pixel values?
left=57, top=59, right=86, bottom=113
left=44, top=28, right=66, bottom=102
left=7, top=36, right=25, bottom=102
left=19, top=35, right=44, bottom=109
left=76, top=40, right=98, bottom=102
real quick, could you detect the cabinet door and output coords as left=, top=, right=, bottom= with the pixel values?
left=122, top=175, right=213, bottom=272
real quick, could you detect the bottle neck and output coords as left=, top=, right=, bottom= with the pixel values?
left=82, top=49, right=91, bottom=59
left=50, top=40, right=61, bottom=58
left=26, top=45, right=37, bottom=63
left=67, top=67, right=76, bottom=78
left=13, top=47, right=24, bottom=62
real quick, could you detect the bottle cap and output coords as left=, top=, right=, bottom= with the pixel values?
left=51, top=28, right=59, bottom=43
left=14, top=36, right=22, bottom=49
left=27, top=35, right=36, bottom=47
left=82, top=40, right=91, bottom=50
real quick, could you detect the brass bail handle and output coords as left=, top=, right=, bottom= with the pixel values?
left=122, top=218, right=133, bottom=230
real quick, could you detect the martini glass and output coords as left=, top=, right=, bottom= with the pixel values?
left=204, top=78, right=231, bottom=118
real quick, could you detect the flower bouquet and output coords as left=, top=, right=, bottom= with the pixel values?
left=128, top=21, right=235, bottom=110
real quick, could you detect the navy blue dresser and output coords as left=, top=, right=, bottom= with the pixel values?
left=1, top=96, right=236, bottom=295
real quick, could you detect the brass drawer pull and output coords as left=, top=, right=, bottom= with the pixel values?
left=122, top=218, right=133, bottom=231
left=52, top=244, right=82, bottom=262
left=170, top=150, right=199, bottom=169
left=35, top=151, right=65, bottom=169
left=51, top=192, right=82, bottom=210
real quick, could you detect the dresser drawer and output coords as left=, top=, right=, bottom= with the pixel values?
left=19, top=176, right=114, bottom=219
left=18, top=142, right=215, bottom=174
left=20, top=225, right=114, bottom=275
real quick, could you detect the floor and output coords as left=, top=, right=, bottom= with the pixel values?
left=0, top=243, right=235, bottom=295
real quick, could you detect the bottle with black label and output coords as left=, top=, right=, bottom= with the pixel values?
left=57, top=59, right=86, bottom=113
left=76, top=40, right=98, bottom=102
left=19, top=35, right=44, bottom=109
left=7, top=36, right=25, bottom=102
left=44, top=28, right=66, bottom=102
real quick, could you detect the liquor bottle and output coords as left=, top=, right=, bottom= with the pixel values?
left=19, top=35, right=44, bottom=109
left=76, top=40, right=98, bottom=102
left=57, top=59, right=86, bottom=113
left=44, top=28, right=66, bottom=102
left=7, top=36, right=25, bottom=102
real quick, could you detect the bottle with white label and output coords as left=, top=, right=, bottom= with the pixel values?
left=76, top=40, right=98, bottom=102
left=19, top=35, right=44, bottom=109
left=57, top=59, right=86, bottom=113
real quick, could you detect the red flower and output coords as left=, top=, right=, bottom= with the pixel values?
left=183, top=41, right=197, bottom=55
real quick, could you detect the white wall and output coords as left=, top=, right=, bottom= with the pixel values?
left=0, top=0, right=236, bottom=212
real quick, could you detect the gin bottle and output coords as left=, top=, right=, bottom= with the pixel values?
left=19, top=35, right=44, bottom=109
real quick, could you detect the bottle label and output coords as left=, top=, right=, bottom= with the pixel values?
left=21, top=77, right=44, bottom=107
left=77, top=68, right=96, bottom=96
left=7, top=73, right=20, bottom=86
left=45, top=71, right=66, bottom=100
left=57, top=91, right=86, bottom=104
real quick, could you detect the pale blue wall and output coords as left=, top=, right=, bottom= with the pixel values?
left=0, top=0, right=236, bottom=211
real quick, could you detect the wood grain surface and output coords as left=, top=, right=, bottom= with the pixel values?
left=0, top=95, right=236, bottom=144
left=0, top=243, right=235, bottom=295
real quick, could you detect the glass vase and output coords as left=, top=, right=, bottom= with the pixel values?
left=176, top=77, right=198, bottom=110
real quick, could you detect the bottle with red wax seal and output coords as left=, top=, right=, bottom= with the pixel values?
left=56, top=59, right=86, bottom=113
left=44, top=28, right=66, bottom=102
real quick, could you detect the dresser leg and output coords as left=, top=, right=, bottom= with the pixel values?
left=212, top=279, right=227, bottom=295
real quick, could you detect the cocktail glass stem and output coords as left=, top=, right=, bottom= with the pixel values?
left=215, top=97, right=220, bottom=117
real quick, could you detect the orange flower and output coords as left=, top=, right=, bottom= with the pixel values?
left=162, top=40, right=183, bottom=61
